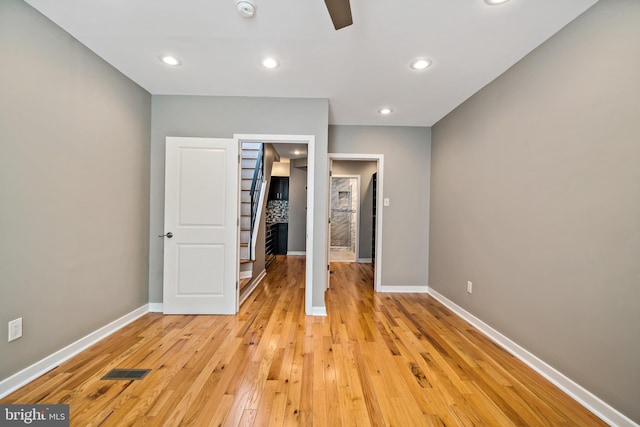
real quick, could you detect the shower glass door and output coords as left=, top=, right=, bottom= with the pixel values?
left=330, top=176, right=358, bottom=262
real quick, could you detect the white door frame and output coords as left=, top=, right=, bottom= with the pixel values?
left=235, top=134, right=315, bottom=315
left=328, top=154, right=384, bottom=292
left=330, top=174, right=361, bottom=262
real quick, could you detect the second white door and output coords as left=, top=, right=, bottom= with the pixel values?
left=162, top=137, right=239, bottom=315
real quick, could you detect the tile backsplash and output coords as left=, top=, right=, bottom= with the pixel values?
left=266, top=200, right=288, bottom=223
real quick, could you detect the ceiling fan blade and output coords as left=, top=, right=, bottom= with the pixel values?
left=324, top=0, right=353, bottom=30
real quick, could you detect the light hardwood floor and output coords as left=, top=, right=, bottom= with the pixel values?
left=2, top=256, right=605, bottom=426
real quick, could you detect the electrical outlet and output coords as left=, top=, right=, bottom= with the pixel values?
left=467, top=281, right=473, bottom=294
left=8, top=318, right=22, bottom=342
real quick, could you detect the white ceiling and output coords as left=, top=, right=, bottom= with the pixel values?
left=24, top=0, right=598, bottom=126
left=273, top=144, right=308, bottom=161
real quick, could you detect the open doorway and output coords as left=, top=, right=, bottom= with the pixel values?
left=266, top=144, right=308, bottom=262
left=330, top=175, right=360, bottom=262
left=236, top=134, right=315, bottom=315
left=327, top=154, right=384, bottom=291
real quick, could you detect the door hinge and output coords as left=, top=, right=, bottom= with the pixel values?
left=236, top=281, right=239, bottom=290
left=327, top=264, right=330, bottom=271
left=329, top=170, right=332, bottom=176
left=328, top=217, right=331, bottom=224
left=238, top=154, right=241, bottom=163
left=237, top=218, right=239, bottom=226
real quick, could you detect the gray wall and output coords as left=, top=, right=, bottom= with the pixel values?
left=429, top=0, right=640, bottom=422
left=332, top=161, right=377, bottom=259
left=329, top=126, right=431, bottom=287
left=288, top=163, right=307, bottom=253
left=150, top=96, right=329, bottom=308
left=0, top=0, right=151, bottom=382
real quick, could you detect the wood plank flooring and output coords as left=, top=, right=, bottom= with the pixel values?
left=2, top=256, right=605, bottom=426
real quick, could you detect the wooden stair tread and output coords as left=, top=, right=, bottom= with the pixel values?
left=240, top=259, right=254, bottom=264
left=239, top=278, right=253, bottom=292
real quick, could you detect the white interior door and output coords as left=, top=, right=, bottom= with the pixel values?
left=162, top=137, right=239, bottom=314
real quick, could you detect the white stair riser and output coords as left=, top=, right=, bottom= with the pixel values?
left=240, top=246, right=249, bottom=259
left=242, top=159, right=257, bottom=169
left=241, top=217, right=251, bottom=230
left=242, top=142, right=262, bottom=150
left=242, top=150, right=260, bottom=159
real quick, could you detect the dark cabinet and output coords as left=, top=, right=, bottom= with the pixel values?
left=265, top=223, right=276, bottom=267
left=275, top=223, right=288, bottom=255
left=266, top=222, right=288, bottom=260
left=269, top=177, right=289, bottom=201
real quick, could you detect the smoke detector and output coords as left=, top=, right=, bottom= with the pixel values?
left=236, top=0, right=256, bottom=17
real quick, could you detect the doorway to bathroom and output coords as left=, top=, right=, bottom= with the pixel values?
left=329, top=175, right=360, bottom=262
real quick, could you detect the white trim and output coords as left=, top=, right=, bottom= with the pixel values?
left=239, top=269, right=267, bottom=305
left=235, top=134, right=315, bottom=316
left=357, top=258, right=372, bottom=263
left=378, top=285, right=429, bottom=293
left=312, top=306, right=327, bottom=316
left=427, top=288, right=639, bottom=427
left=0, top=305, right=149, bottom=399
left=148, top=303, right=163, bottom=313
left=287, top=251, right=306, bottom=256
left=327, top=154, right=384, bottom=293
left=239, top=270, right=252, bottom=280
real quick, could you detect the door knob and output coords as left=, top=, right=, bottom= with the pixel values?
left=158, top=232, right=173, bottom=238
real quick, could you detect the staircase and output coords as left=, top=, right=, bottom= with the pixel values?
left=240, top=142, right=265, bottom=276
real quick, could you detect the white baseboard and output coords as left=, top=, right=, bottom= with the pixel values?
left=0, top=304, right=149, bottom=399
left=312, top=306, right=327, bottom=316
left=239, top=269, right=267, bottom=305
left=148, top=303, right=163, bottom=313
left=427, top=288, right=638, bottom=427
left=377, top=285, right=429, bottom=293
left=239, top=270, right=252, bottom=279
left=357, top=258, right=372, bottom=263
left=287, top=251, right=306, bottom=256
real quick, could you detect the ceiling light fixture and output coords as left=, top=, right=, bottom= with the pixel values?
left=236, top=0, right=256, bottom=17
left=410, top=59, right=432, bottom=70
left=160, top=56, right=181, bottom=66
left=378, top=108, right=393, bottom=115
left=262, top=57, right=279, bottom=69
left=484, top=0, right=510, bottom=5
left=293, top=150, right=300, bottom=155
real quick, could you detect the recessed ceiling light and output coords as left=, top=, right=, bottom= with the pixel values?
left=262, top=57, right=279, bottom=69
left=293, top=150, right=300, bottom=155
left=236, top=0, right=256, bottom=17
left=379, top=108, right=393, bottom=115
left=160, top=56, right=181, bottom=66
left=484, top=0, right=510, bottom=5
left=410, top=59, right=432, bottom=70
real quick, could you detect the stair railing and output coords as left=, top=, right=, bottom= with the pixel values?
left=249, top=145, right=264, bottom=257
